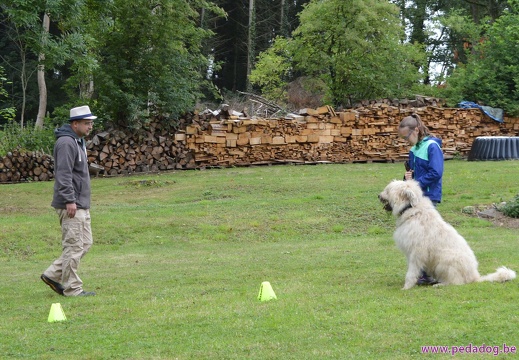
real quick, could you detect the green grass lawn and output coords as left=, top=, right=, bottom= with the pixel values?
left=1, top=160, right=518, bottom=359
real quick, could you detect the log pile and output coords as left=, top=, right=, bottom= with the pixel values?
left=86, top=121, right=195, bottom=176
left=0, top=150, right=53, bottom=183
left=186, top=105, right=519, bottom=167
left=1, top=102, right=519, bottom=183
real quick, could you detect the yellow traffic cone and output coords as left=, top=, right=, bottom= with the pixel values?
left=48, top=303, right=67, bottom=322
left=258, top=281, right=277, bottom=301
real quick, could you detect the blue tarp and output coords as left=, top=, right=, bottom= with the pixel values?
left=458, top=101, right=504, bottom=123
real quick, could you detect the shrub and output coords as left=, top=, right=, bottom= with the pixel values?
left=0, top=120, right=55, bottom=157
left=0, top=65, right=16, bottom=123
left=501, top=194, right=519, bottom=218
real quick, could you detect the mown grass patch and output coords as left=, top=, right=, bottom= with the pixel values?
left=0, top=160, right=518, bottom=359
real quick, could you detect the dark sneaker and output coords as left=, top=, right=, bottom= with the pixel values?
left=41, top=274, right=64, bottom=296
left=416, top=275, right=439, bottom=286
left=76, top=291, right=96, bottom=297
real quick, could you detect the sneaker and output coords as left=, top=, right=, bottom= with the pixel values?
left=416, top=275, right=439, bottom=286
left=41, top=274, right=64, bottom=296
left=76, top=291, right=96, bottom=297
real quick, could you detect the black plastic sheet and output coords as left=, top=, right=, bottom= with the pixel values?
left=468, top=136, right=519, bottom=161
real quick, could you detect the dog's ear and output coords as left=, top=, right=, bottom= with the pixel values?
left=404, top=186, right=420, bottom=207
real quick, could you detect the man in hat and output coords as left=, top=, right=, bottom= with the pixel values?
left=41, top=105, right=97, bottom=296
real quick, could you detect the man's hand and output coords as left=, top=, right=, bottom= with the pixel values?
left=66, top=203, right=77, bottom=218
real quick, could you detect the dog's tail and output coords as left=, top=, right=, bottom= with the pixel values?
left=478, top=266, right=516, bottom=283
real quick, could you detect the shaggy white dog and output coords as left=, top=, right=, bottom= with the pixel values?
left=378, top=179, right=516, bottom=290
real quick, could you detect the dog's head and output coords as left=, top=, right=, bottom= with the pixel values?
left=378, top=180, right=422, bottom=216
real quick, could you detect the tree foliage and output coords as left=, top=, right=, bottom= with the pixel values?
left=444, top=0, right=519, bottom=115
left=90, top=0, right=221, bottom=127
left=251, top=0, right=425, bottom=107
left=0, top=0, right=223, bottom=129
left=0, top=0, right=90, bottom=127
left=2, top=0, right=519, bottom=136
left=0, top=65, right=16, bottom=122
left=248, top=36, right=292, bottom=103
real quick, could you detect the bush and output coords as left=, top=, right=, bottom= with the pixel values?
left=501, top=194, right=519, bottom=218
left=0, top=65, right=16, bottom=123
left=0, top=120, right=55, bottom=157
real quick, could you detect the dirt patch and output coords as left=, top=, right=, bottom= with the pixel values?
left=470, top=206, right=519, bottom=229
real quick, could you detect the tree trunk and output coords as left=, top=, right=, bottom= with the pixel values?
left=20, top=47, right=27, bottom=128
left=246, top=0, right=255, bottom=92
left=80, top=77, right=94, bottom=99
left=280, top=0, right=288, bottom=37
left=35, top=13, right=50, bottom=130
left=5, top=25, right=31, bottom=128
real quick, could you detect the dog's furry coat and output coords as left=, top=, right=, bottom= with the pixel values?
left=378, top=180, right=516, bottom=290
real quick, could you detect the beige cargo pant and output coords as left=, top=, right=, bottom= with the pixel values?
left=44, top=209, right=93, bottom=296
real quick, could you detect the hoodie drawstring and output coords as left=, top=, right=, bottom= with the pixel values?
left=76, top=139, right=86, bottom=162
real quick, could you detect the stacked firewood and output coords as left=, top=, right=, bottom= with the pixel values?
left=354, top=104, right=519, bottom=159
left=86, top=121, right=195, bottom=176
left=1, top=103, right=519, bottom=183
left=0, top=150, right=53, bottom=183
left=185, top=105, right=519, bottom=167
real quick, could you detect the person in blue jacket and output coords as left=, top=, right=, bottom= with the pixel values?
left=399, top=113, right=443, bottom=205
left=398, top=113, right=444, bottom=285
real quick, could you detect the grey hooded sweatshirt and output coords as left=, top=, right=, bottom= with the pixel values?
left=51, top=124, right=91, bottom=209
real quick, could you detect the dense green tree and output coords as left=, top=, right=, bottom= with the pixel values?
left=91, top=0, right=221, bottom=127
left=2, top=0, right=519, bottom=134
left=251, top=0, right=425, bottom=107
left=1, top=0, right=222, bottom=128
left=248, top=36, right=292, bottom=103
left=391, top=0, right=510, bottom=85
left=445, top=0, right=519, bottom=115
left=0, top=0, right=94, bottom=127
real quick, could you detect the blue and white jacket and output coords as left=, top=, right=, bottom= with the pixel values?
left=408, top=136, right=444, bottom=203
